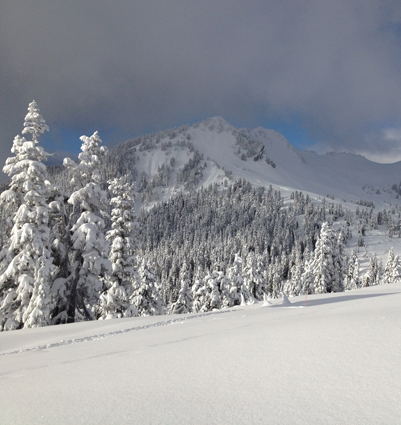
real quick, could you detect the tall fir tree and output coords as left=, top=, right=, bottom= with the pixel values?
left=332, top=230, right=347, bottom=292
left=226, top=253, right=243, bottom=305
left=47, top=187, right=70, bottom=324
left=63, top=131, right=111, bottom=322
left=242, top=252, right=259, bottom=302
left=0, top=101, right=54, bottom=330
left=99, top=175, right=138, bottom=319
left=311, top=222, right=344, bottom=294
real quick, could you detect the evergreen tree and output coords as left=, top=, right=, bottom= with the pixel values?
left=226, top=253, right=243, bottom=306
left=271, top=257, right=283, bottom=298
left=255, top=254, right=269, bottom=300
left=63, top=131, right=111, bottom=322
left=207, top=271, right=221, bottom=310
left=131, top=258, right=162, bottom=316
left=22, top=101, right=49, bottom=142
left=352, top=255, right=360, bottom=289
left=287, top=248, right=303, bottom=296
left=301, top=258, right=314, bottom=295
left=312, top=223, right=334, bottom=294
left=242, top=252, right=260, bottom=302
left=367, top=253, right=380, bottom=286
left=311, top=222, right=344, bottom=294
left=23, top=249, right=55, bottom=328
left=170, top=260, right=193, bottom=314
left=346, top=250, right=359, bottom=290
left=192, top=267, right=208, bottom=312
left=99, top=175, right=138, bottom=319
left=0, top=101, right=54, bottom=330
left=382, top=248, right=399, bottom=284
left=48, top=187, right=71, bottom=324
left=332, top=230, right=346, bottom=292
left=219, top=271, right=234, bottom=308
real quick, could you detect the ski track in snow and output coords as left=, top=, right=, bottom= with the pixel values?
left=0, top=310, right=234, bottom=357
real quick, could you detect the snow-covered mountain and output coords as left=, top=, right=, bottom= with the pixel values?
left=115, top=116, right=401, bottom=210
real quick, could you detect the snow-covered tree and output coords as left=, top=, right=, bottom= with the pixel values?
left=170, top=259, right=192, bottom=314
left=98, top=278, right=138, bottom=319
left=346, top=250, right=359, bottom=290
left=286, top=248, right=303, bottom=297
left=69, top=205, right=110, bottom=320
left=206, top=271, right=221, bottom=310
left=23, top=249, right=55, bottom=328
left=22, top=100, right=49, bottom=142
left=332, top=231, right=347, bottom=292
left=131, top=258, right=162, bottom=316
left=226, top=253, right=247, bottom=305
left=311, top=222, right=344, bottom=294
left=242, top=252, right=260, bottom=302
left=255, top=254, right=269, bottom=300
left=301, top=257, right=314, bottom=295
left=47, top=188, right=70, bottom=324
left=63, top=131, right=111, bottom=322
left=367, top=252, right=380, bottom=286
left=382, top=248, right=399, bottom=284
left=271, top=257, right=283, bottom=298
left=312, top=223, right=334, bottom=294
left=0, top=101, right=54, bottom=330
left=99, top=175, right=138, bottom=319
left=219, top=271, right=234, bottom=308
left=192, top=267, right=208, bottom=312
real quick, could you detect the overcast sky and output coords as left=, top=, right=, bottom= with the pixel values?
left=1, top=0, right=401, bottom=177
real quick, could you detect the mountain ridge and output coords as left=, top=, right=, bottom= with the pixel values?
left=111, top=116, right=401, bottom=210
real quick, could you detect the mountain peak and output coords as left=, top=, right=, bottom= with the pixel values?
left=197, top=116, right=233, bottom=132
left=113, top=117, right=401, bottom=207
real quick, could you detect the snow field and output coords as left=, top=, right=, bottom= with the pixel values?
left=1, top=282, right=400, bottom=425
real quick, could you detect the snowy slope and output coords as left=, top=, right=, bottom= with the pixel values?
left=124, top=116, right=401, bottom=209
left=1, top=282, right=400, bottom=425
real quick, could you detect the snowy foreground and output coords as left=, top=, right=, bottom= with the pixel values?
left=1, top=284, right=401, bottom=425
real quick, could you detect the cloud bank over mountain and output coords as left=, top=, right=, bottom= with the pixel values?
left=1, top=0, right=401, bottom=169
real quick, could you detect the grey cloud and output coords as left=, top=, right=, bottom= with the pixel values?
left=1, top=0, right=401, bottom=176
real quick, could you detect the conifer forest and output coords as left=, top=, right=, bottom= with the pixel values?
left=1, top=102, right=400, bottom=331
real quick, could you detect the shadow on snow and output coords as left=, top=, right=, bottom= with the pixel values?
left=283, top=291, right=400, bottom=308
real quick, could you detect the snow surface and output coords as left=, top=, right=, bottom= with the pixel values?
left=1, top=283, right=401, bottom=425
